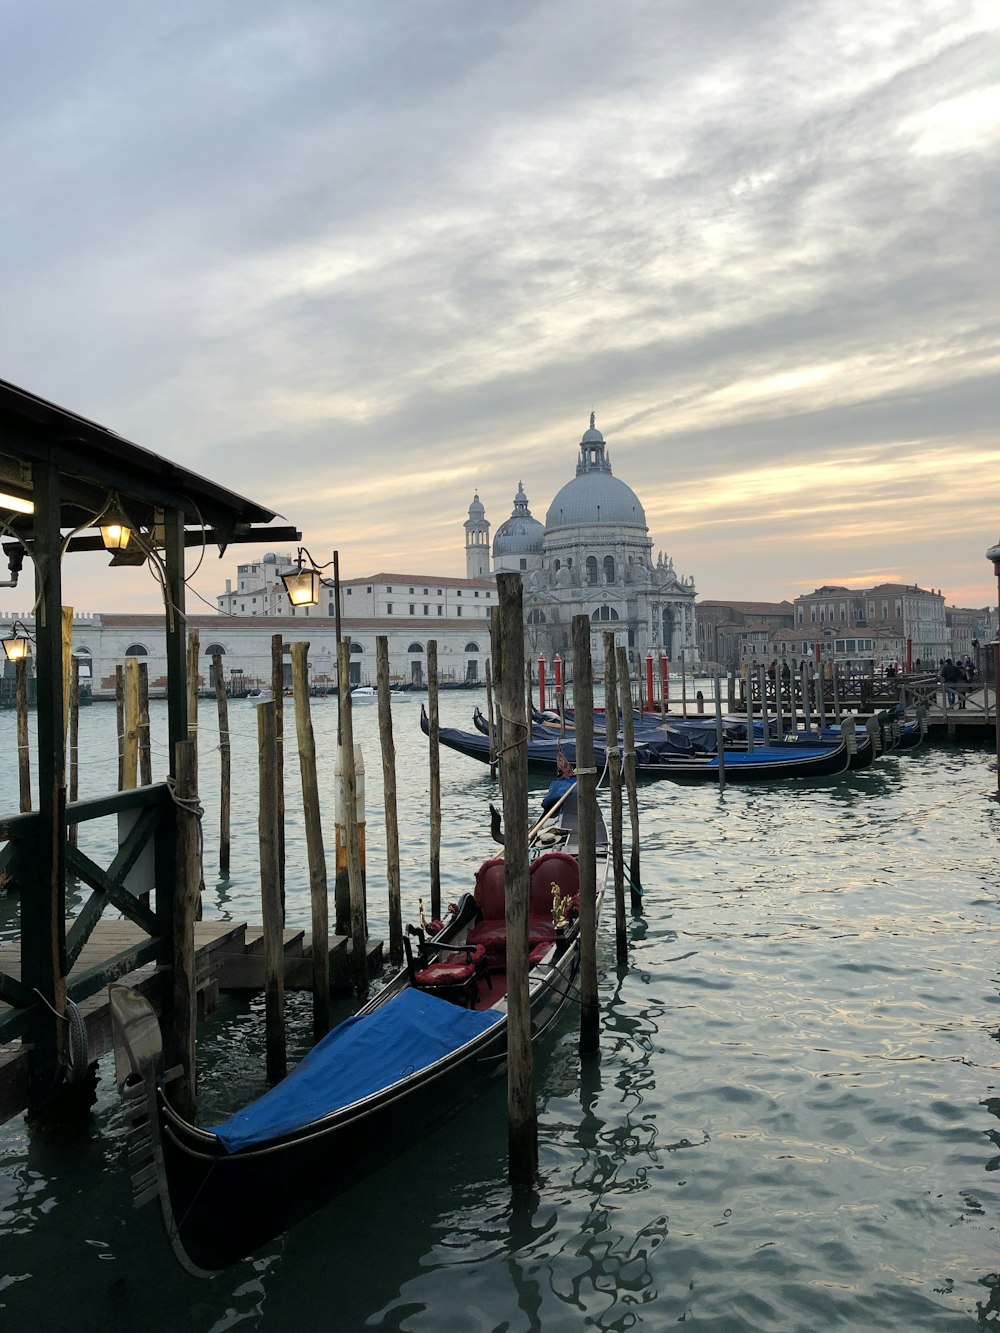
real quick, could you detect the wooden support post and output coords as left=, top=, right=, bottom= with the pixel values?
left=24, top=460, right=66, bottom=1114
left=172, top=739, right=200, bottom=1120
left=68, top=655, right=79, bottom=838
left=496, top=572, right=536, bottom=1189
left=714, top=674, right=727, bottom=792
left=212, top=654, right=231, bottom=877
left=376, top=636, right=403, bottom=968
left=291, top=642, right=331, bottom=1041
left=789, top=662, right=799, bottom=734
left=801, top=661, right=812, bottom=730
left=427, top=639, right=442, bottom=921
left=257, top=701, right=286, bottom=1083
left=727, top=667, right=736, bottom=712
left=162, top=507, right=187, bottom=778
left=186, top=628, right=200, bottom=762
left=16, top=656, right=30, bottom=813
left=138, top=660, right=152, bottom=785
left=756, top=663, right=768, bottom=742
left=115, top=664, right=125, bottom=790
left=773, top=665, right=784, bottom=742
left=817, top=661, right=828, bottom=730
left=485, top=659, right=498, bottom=779
left=271, top=633, right=286, bottom=915
left=338, top=641, right=368, bottom=999
left=122, top=656, right=139, bottom=790
left=604, top=633, right=626, bottom=965
left=831, top=662, right=842, bottom=724
left=616, top=645, right=641, bottom=915
left=572, top=614, right=599, bottom=1057
left=658, top=654, right=666, bottom=721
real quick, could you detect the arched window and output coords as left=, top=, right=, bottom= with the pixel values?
left=553, top=559, right=561, bottom=572
left=603, top=556, right=615, bottom=584
left=351, top=642, right=364, bottom=655
left=464, top=642, right=480, bottom=652
left=526, top=610, right=546, bottom=625
left=204, top=643, right=226, bottom=657
left=586, top=556, right=598, bottom=585
left=328, top=602, right=336, bottom=616
left=590, top=606, right=620, bottom=622
left=124, top=644, right=148, bottom=657
left=408, top=643, right=424, bottom=653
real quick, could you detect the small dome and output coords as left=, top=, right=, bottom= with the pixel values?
left=263, top=552, right=277, bottom=564
left=467, top=492, right=485, bottom=520
left=494, top=482, right=545, bottom=556
left=581, top=410, right=604, bottom=444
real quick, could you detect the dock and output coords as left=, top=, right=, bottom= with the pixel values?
left=0, top=918, right=382, bottom=1126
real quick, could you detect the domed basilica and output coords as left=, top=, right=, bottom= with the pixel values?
left=465, top=415, right=697, bottom=664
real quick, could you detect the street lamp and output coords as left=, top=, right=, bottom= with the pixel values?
left=1, top=621, right=32, bottom=662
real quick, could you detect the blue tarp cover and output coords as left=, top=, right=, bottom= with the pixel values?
left=213, top=989, right=502, bottom=1153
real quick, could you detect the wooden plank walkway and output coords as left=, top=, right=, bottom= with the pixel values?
left=0, top=919, right=383, bottom=1126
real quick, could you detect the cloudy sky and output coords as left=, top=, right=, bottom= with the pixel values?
left=2, top=0, right=998, bottom=615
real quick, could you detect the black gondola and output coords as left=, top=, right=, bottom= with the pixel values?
left=111, top=794, right=608, bottom=1276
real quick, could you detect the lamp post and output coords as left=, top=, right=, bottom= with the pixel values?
left=986, top=541, right=1000, bottom=791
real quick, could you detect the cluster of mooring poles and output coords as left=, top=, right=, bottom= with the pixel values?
left=427, top=572, right=645, bottom=1189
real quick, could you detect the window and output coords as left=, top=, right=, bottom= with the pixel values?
left=474, top=591, right=480, bottom=598
left=586, top=556, right=599, bottom=585
left=457, top=590, right=462, bottom=597
left=386, top=586, right=392, bottom=593
left=519, top=558, right=527, bottom=570
left=603, top=556, right=615, bottom=584
left=437, top=606, right=443, bottom=616
left=423, top=605, right=429, bottom=616
left=527, top=609, right=546, bottom=625
left=409, top=587, right=414, bottom=594
left=457, top=607, right=462, bottom=616
left=346, top=588, right=352, bottom=596
left=328, top=602, right=336, bottom=616
left=465, top=642, right=479, bottom=652
left=366, top=586, right=372, bottom=593
left=591, top=606, right=619, bottom=621
left=423, top=588, right=428, bottom=595
left=351, top=643, right=363, bottom=654
left=436, top=589, right=442, bottom=595
left=409, top=604, right=415, bottom=615
left=408, top=643, right=423, bottom=653
left=387, top=602, right=393, bottom=614
left=554, top=559, right=561, bottom=572
left=124, top=644, right=148, bottom=657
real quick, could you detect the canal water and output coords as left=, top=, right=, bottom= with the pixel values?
left=0, top=692, right=998, bottom=1330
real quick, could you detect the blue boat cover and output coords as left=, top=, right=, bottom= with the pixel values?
left=213, top=989, right=502, bottom=1152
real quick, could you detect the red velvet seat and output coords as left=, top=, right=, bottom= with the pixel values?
left=403, top=936, right=484, bottom=1007
left=467, top=854, right=571, bottom=970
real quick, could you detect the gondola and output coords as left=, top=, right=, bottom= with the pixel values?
left=428, top=708, right=852, bottom=782
left=110, top=792, right=608, bottom=1276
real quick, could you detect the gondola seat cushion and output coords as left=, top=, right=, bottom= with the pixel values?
left=529, top=851, right=580, bottom=917
left=468, top=852, right=575, bottom=970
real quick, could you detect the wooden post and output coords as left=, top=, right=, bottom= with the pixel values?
left=162, top=507, right=188, bottom=778
left=681, top=650, right=688, bottom=717
left=801, top=661, right=812, bottom=730
left=212, top=654, right=231, bottom=877
left=427, top=639, right=442, bottom=921
left=16, top=656, right=30, bottom=813
left=756, top=663, right=768, bottom=742
left=138, top=660, right=152, bottom=786
left=496, top=572, right=536, bottom=1189
left=485, top=659, right=498, bottom=779
left=831, top=661, right=842, bottom=724
left=573, top=614, right=599, bottom=1056
left=115, top=663, right=125, bottom=790
left=257, top=701, right=286, bottom=1083
left=817, top=661, right=828, bottom=730
left=714, top=673, right=727, bottom=792
left=658, top=654, right=666, bottom=721
left=172, top=739, right=200, bottom=1120
left=604, top=633, right=626, bottom=964
left=186, top=628, right=200, bottom=762
left=121, top=656, right=139, bottom=790
left=773, top=665, right=784, bottom=742
left=376, top=636, right=403, bottom=968
left=789, top=661, right=799, bottom=734
left=271, top=633, right=286, bottom=916
left=68, top=655, right=80, bottom=838
left=338, top=640, right=369, bottom=998
left=616, top=645, right=641, bottom=915
left=291, top=643, right=331, bottom=1040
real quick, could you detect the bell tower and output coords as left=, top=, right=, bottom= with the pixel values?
left=464, top=492, right=490, bottom=578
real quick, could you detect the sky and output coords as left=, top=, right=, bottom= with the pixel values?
left=2, top=0, right=999, bottom=617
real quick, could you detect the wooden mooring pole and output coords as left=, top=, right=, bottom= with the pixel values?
left=68, top=655, right=79, bottom=841
left=172, top=739, right=200, bottom=1120
left=291, top=642, right=331, bottom=1040
left=16, top=655, right=30, bottom=813
left=604, top=633, right=626, bottom=965
left=186, top=629, right=199, bottom=761
left=115, top=663, right=124, bottom=790
left=212, top=653, right=231, bottom=877
left=257, top=700, right=286, bottom=1083
left=376, top=636, right=403, bottom=968
left=138, top=660, right=152, bottom=786
left=122, top=656, right=139, bottom=790
left=495, top=572, right=536, bottom=1189
left=573, top=614, right=599, bottom=1057
left=616, top=645, right=642, bottom=915
left=338, top=640, right=369, bottom=999
left=271, top=633, right=286, bottom=916
left=714, top=673, right=727, bottom=792
left=485, top=659, right=498, bottom=778
left=427, top=639, right=442, bottom=921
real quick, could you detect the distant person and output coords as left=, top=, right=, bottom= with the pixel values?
left=541, top=747, right=577, bottom=814
left=941, top=658, right=960, bottom=708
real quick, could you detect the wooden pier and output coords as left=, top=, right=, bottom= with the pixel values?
left=0, top=917, right=382, bottom=1126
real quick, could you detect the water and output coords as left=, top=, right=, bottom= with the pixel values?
left=1, top=693, right=998, bottom=1330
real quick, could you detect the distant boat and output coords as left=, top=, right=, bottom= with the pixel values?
left=350, top=685, right=375, bottom=703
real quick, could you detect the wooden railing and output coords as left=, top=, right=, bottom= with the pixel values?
left=0, top=783, right=176, bottom=1044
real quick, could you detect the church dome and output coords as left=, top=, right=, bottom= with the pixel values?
left=544, top=416, right=647, bottom=533
left=467, top=492, right=486, bottom=521
left=493, top=482, right=545, bottom=556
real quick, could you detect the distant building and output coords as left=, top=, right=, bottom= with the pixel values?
left=696, top=600, right=794, bottom=669
left=792, top=583, right=948, bottom=665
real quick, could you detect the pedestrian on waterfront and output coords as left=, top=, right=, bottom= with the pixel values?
left=941, top=658, right=960, bottom=708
